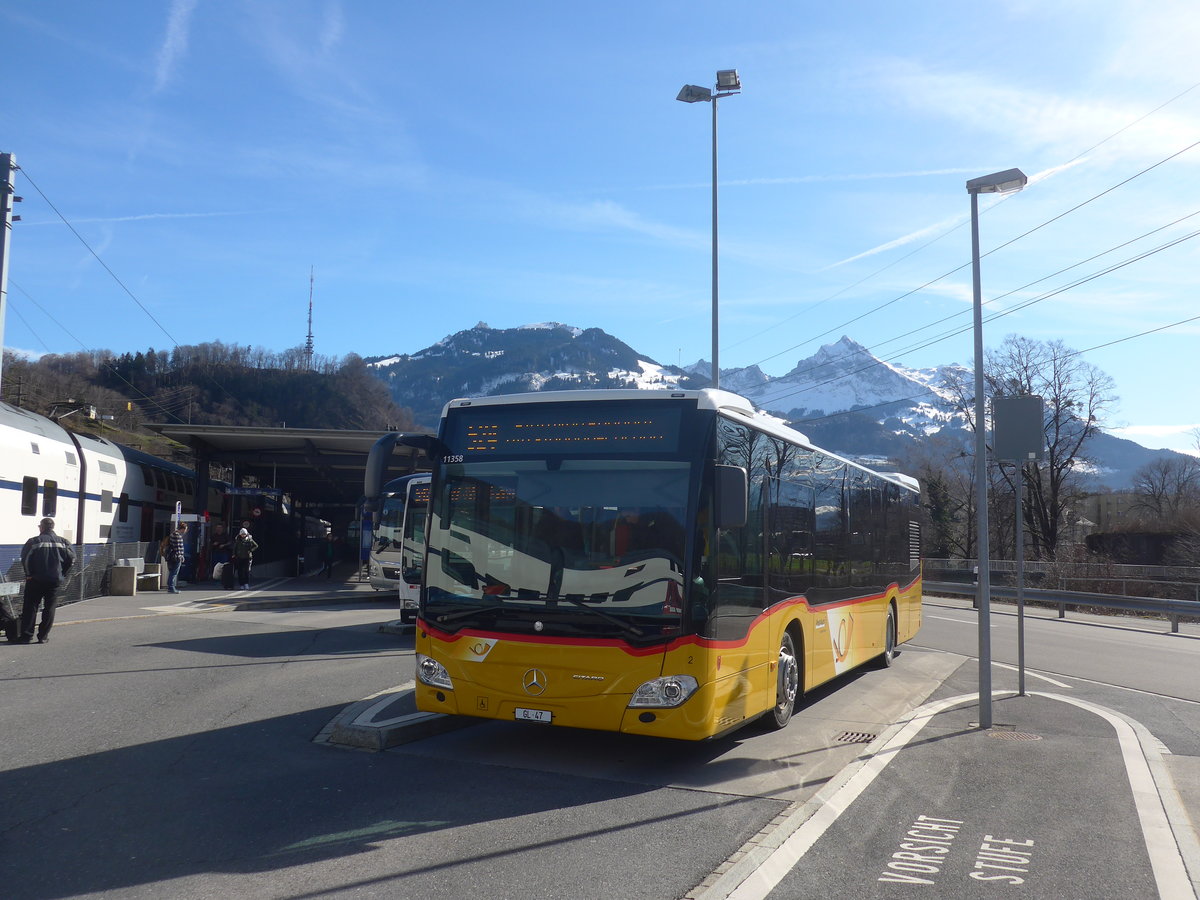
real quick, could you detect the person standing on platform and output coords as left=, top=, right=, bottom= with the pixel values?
left=318, top=532, right=336, bottom=578
left=232, top=527, right=258, bottom=590
left=209, top=522, right=231, bottom=573
left=17, top=517, right=75, bottom=644
left=165, top=522, right=188, bottom=593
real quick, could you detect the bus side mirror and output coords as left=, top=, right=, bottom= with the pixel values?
left=714, top=465, right=748, bottom=529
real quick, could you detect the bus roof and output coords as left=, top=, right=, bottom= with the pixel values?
left=441, top=389, right=920, bottom=494
left=381, top=471, right=431, bottom=496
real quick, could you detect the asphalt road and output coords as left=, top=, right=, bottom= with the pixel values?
left=1, top=585, right=1197, bottom=898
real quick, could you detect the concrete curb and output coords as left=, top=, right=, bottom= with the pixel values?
left=318, top=685, right=477, bottom=751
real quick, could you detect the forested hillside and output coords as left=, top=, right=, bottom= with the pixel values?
left=0, top=342, right=415, bottom=462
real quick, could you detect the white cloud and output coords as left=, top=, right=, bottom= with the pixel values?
left=878, top=59, right=1200, bottom=165
left=1108, top=423, right=1200, bottom=456
left=825, top=213, right=965, bottom=268
left=530, top=196, right=707, bottom=249
left=154, top=0, right=198, bottom=93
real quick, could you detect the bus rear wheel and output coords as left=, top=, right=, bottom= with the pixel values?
left=769, top=631, right=800, bottom=729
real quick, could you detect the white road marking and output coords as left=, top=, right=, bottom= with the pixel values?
left=991, top=661, right=1073, bottom=688
left=724, top=692, right=979, bottom=900
left=351, top=681, right=417, bottom=728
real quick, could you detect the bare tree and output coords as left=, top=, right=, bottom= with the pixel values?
left=943, top=335, right=1117, bottom=559
left=988, top=336, right=1117, bottom=558
left=1131, top=456, right=1200, bottom=522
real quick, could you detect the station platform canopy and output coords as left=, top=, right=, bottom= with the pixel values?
left=144, top=423, right=434, bottom=510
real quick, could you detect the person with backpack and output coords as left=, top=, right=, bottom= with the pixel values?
left=231, top=528, right=258, bottom=590
left=17, top=517, right=75, bottom=644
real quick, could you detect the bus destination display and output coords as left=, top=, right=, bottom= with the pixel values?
left=450, top=405, right=683, bottom=456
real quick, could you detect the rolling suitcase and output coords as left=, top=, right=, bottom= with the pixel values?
left=0, top=594, right=20, bottom=642
left=220, top=561, right=237, bottom=590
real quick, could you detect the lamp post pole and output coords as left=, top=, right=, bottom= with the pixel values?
left=678, top=70, right=741, bottom=391
left=969, top=188, right=992, bottom=728
left=710, top=95, right=719, bottom=389
left=965, top=167, right=1027, bottom=730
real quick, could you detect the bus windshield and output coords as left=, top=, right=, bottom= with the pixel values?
left=375, top=494, right=405, bottom=551
left=424, top=458, right=691, bottom=640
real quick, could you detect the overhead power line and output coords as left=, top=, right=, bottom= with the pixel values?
left=17, top=167, right=181, bottom=347
left=750, top=135, right=1200, bottom=374
left=12, top=163, right=246, bottom=416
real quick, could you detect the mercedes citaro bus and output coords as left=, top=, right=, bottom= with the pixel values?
left=406, top=389, right=923, bottom=740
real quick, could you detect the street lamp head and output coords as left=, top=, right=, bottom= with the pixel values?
left=966, top=167, right=1028, bottom=195
left=677, top=84, right=713, bottom=103
left=715, top=69, right=741, bottom=91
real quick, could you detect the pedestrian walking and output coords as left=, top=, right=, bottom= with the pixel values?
left=232, top=527, right=258, bottom=590
left=165, top=522, right=188, bottom=593
left=17, top=517, right=75, bottom=644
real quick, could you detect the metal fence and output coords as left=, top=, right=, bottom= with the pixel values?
left=924, top=580, right=1200, bottom=634
left=0, top=541, right=154, bottom=613
left=925, top=558, right=1200, bottom=603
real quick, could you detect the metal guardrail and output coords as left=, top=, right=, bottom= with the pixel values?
left=925, top=581, right=1200, bottom=634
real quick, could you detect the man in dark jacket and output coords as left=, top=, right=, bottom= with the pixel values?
left=18, top=517, right=76, bottom=644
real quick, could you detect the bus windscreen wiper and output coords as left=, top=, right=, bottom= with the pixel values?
left=433, top=600, right=506, bottom=625
left=515, top=592, right=645, bottom=638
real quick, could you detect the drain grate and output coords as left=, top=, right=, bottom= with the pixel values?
left=988, top=731, right=1042, bottom=742
left=834, top=731, right=877, bottom=744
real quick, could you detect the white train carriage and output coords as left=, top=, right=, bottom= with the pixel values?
left=0, top=402, right=87, bottom=548
left=0, top=400, right=214, bottom=557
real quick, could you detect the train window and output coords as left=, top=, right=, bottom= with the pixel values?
left=99, top=524, right=111, bottom=539
left=21, top=477, right=37, bottom=515
left=101, top=490, right=113, bottom=513
left=30, top=442, right=40, bottom=455
left=119, top=492, right=129, bottom=523
left=43, top=480, right=58, bottom=517
left=141, top=465, right=153, bottom=487
left=66, top=452, right=78, bottom=467
left=153, top=470, right=166, bottom=490
left=185, top=480, right=194, bottom=496
left=98, top=460, right=117, bottom=475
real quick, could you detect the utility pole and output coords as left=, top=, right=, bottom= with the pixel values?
left=0, top=152, right=20, bottom=391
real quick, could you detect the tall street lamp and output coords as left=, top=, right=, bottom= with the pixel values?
left=966, top=167, right=1027, bottom=729
left=677, top=69, right=741, bottom=390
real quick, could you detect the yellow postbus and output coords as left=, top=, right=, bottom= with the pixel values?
left=411, top=389, right=923, bottom=740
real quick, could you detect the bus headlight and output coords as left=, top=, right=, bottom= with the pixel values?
left=628, top=675, right=699, bottom=709
left=416, top=654, right=453, bottom=690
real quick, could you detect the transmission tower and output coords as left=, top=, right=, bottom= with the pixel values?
left=303, top=267, right=315, bottom=370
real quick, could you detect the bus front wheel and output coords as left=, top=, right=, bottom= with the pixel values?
left=877, top=606, right=897, bottom=668
left=769, top=631, right=800, bottom=729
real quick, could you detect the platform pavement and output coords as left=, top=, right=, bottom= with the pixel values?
left=51, top=562, right=394, bottom=625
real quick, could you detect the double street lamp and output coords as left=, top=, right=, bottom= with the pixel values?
left=677, top=69, right=741, bottom=390
left=966, top=167, right=1028, bottom=729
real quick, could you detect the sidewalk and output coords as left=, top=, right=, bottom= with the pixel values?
left=54, top=562, right=391, bottom=625
left=702, top=667, right=1200, bottom=899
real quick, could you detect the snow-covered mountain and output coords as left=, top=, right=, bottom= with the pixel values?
left=365, top=322, right=705, bottom=425
left=364, top=323, right=1180, bottom=489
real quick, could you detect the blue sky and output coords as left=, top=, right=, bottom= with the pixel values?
left=2, top=1, right=1198, bottom=454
